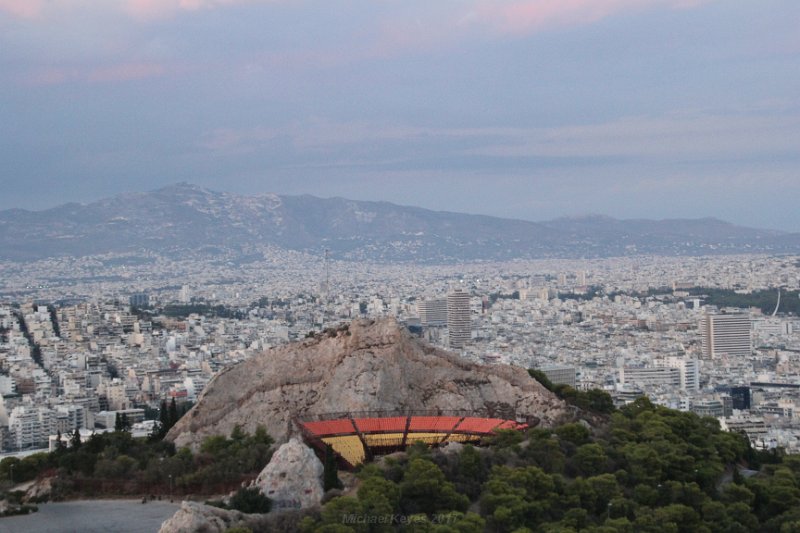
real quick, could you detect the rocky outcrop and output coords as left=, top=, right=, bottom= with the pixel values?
left=158, top=501, right=252, bottom=533
left=168, top=318, right=567, bottom=449
left=23, top=476, right=54, bottom=502
left=252, top=438, right=324, bottom=510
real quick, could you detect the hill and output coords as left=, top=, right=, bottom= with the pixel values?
left=166, top=318, right=568, bottom=449
left=0, top=183, right=797, bottom=262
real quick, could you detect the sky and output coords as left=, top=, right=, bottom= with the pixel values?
left=1, top=0, right=799, bottom=231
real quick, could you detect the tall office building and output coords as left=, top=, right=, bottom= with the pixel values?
left=700, top=312, right=752, bottom=358
left=620, top=357, right=699, bottom=392
left=539, top=366, right=577, bottom=388
left=665, top=357, right=700, bottom=392
left=129, top=293, right=149, bottom=308
left=730, top=386, right=751, bottom=410
left=447, top=289, right=471, bottom=350
left=417, top=298, right=447, bottom=327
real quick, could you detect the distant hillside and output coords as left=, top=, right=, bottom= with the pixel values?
left=0, top=183, right=797, bottom=262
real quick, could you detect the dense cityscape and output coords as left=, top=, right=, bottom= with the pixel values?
left=2, top=252, right=798, bottom=458
left=3, top=0, right=800, bottom=529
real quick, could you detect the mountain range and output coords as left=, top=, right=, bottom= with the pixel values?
left=0, top=182, right=798, bottom=262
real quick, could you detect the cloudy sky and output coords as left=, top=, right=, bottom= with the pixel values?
left=1, top=0, right=799, bottom=230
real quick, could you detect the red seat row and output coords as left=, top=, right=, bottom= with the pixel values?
left=303, top=416, right=528, bottom=438
left=455, top=418, right=507, bottom=433
left=302, top=419, right=356, bottom=436
left=408, top=416, right=461, bottom=432
left=354, top=417, right=407, bottom=433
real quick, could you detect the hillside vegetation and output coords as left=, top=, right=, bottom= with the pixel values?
left=0, top=426, right=273, bottom=500
left=301, top=398, right=800, bottom=533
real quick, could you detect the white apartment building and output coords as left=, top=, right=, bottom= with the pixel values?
left=8, top=406, right=55, bottom=450
left=417, top=298, right=447, bottom=327
left=620, top=357, right=699, bottom=392
left=447, top=289, right=471, bottom=350
left=700, top=311, right=752, bottom=358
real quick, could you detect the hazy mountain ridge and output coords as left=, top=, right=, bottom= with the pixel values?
left=0, top=183, right=796, bottom=262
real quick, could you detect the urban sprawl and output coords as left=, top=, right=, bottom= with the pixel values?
left=1, top=252, right=799, bottom=456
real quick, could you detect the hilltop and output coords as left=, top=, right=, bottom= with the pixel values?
left=166, top=318, right=568, bottom=449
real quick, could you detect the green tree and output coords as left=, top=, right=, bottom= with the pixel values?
left=528, top=369, right=555, bottom=391
left=71, top=428, right=81, bottom=449
left=158, top=399, right=169, bottom=436
left=323, top=444, right=343, bottom=492
left=555, top=423, right=591, bottom=447
left=228, top=486, right=271, bottom=514
left=169, top=398, right=179, bottom=428
left=573, top=443, right=607, bottom=476
left=319, top=496, right=367, bottom=532
left=456, top=444, right=487, bottom=500
left=400, top=458, right=469, bottom=516
left=55, top=430, right=66, bottom=455
left=585, top=389, right=615, bottom=414
left=355, top=476, right=398, bottom=533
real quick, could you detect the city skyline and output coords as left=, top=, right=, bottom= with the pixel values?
left=2, top=1, right=800, bottom=231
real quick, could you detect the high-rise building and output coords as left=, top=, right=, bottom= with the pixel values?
left=129, top=293, right=149, bottom=308
left=539, top=366, right=577, bottom=388
left=619, top=357, right=699, bottom=392
left=447, top=289, right=471, bottom=350
left=700, top=312, right=752, bottom=358
left=665, top=357, right=700, bottom=392
left=417, top=298, right=447, bottom=327
left=619, top=366, right=681, bottom=389
left=730, top=386, right=751, bottom=410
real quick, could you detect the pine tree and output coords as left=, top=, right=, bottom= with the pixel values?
left=55, top=430, right=66, bottom=454
left=323, top=444, right=342, bottom=492
left=158, top=399, right=169, bottom=438
left=121, top=412, right=130, bottom=431
left=71, top=427, right=81, bottom=449
left=169, top=397, right=178, bottom=428
left=115, top=412, right=123, bottom=432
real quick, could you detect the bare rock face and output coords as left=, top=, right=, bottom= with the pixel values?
left=252, top=438, right=324, bottom=510
left=159, top=501, right=250, bottom=533
left=168, top=318, right=567, bottom=449
left=24, top=475, right=54, bottom=502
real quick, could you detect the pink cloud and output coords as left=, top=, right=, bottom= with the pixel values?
left=473, top=0, right=714, bottom=35
left=124, top=0, right=174, bottom=20
left=124, top=0, right=256, bottom=20
left=370, top=0, right=714, bottom=60
left=0, top=0, right=43, bottom=18
left=0, top=0, right=257, bottom=20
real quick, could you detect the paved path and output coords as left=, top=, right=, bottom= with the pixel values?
left=0, top=499, right=180, bottom=533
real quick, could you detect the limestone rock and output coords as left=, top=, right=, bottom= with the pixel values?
left=158, top=501, right=250, bottom=533
left=439, top=441, right=465, bottom=455
left=252, top=438, right=325, bottom=510
left=168, top=318, right=567, bottom=449
left=24, top=475, right=54, bottom=502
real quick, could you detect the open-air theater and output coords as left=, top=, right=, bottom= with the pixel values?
left=298, top=410, right=531, bottom=469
